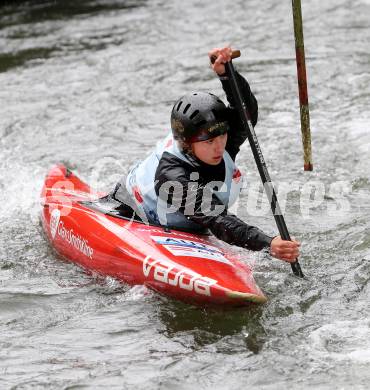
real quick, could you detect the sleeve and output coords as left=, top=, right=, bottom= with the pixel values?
left=219, top=71, right=259, bottom=161
left=188, top=185, right=273, bottom=251
left=155, top=157, right=273, bottom=252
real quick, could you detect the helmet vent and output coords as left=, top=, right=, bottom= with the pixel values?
left=183, top=104, right=191, bottom=114
left=176, top=101, right=182, bottom=111
left=189, top=110, right=199, bottom=120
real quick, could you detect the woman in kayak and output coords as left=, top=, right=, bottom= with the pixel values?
left=109, top=47, right=300, bottom=263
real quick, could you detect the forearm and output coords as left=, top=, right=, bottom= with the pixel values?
left=219, top=70, right=258, bottom=126
left=189, top=212, right=273, bottom=251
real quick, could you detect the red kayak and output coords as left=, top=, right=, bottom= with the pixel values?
left=40, top=164, right=267, bottom=306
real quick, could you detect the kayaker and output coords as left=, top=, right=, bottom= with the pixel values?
left=110, top=47, right=300, bottom=263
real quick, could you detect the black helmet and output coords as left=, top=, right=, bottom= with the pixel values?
left=171, top=92, right=229, bottom=144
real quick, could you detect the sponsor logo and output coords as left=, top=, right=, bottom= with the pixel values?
left=132, top=186, right=143, bottom=204
left=50, top=208, right=60, bottom=239
left=136, top=228, right=209, bottom=241
left=232, top=168, right=242, bottom=183
left=50, top=209, right=93, bottom=259
left=143, top=256, right=217, bottom=296
left=165, top=138, right=173, bottom=148
left=150, top=236, right=231, bottom=264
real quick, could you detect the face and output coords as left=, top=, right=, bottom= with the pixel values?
left=191, top=133, right=228, bottom=165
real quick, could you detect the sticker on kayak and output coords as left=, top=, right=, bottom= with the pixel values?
left=150, top=236, right=231, bottom=264
left=50, top=208, right=60, bottom=239
left=49, top=208, right=93, bottom=259
left=143, top=256, right=217, bottom=297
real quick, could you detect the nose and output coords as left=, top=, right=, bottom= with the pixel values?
left=214, top=137, right=225, bottom=154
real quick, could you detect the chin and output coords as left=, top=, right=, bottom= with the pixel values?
left=207, top=159, right=222, bottom=166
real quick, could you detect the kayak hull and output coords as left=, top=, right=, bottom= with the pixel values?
left=40, top=164, right=267, bottom=306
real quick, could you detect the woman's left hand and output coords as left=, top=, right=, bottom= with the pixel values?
left=270, top=236, right=301, bottom=262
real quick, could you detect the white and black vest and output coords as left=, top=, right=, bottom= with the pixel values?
left=125, top=133, right=243, bottom=230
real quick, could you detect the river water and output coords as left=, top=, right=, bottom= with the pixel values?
left=1, top=0, right=370, bottom=388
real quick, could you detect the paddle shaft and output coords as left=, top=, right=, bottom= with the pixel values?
left=224, top=60, right=304, bottom=278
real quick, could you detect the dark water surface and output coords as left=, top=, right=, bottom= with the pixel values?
left=1, top=0, right=370, bottom=388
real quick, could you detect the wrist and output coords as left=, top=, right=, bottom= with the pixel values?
left=269, top=235, right=278, bottom=248
left=262, top=235, right=274, bottom=250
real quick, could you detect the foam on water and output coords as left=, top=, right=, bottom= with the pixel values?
left=310, top=320, right=370, bottom=364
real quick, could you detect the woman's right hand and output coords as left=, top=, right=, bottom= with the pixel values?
left=270, top=236, right=300, bottom=262
left=208, top=47, right=233, bottom=76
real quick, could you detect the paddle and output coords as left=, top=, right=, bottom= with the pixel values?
left=213, top=50, right=304, bottom=278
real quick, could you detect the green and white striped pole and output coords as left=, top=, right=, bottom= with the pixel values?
left=292, top=0, right=313, bottom=171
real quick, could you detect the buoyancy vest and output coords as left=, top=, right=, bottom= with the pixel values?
left=124, top=133, right=243, bottom=231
